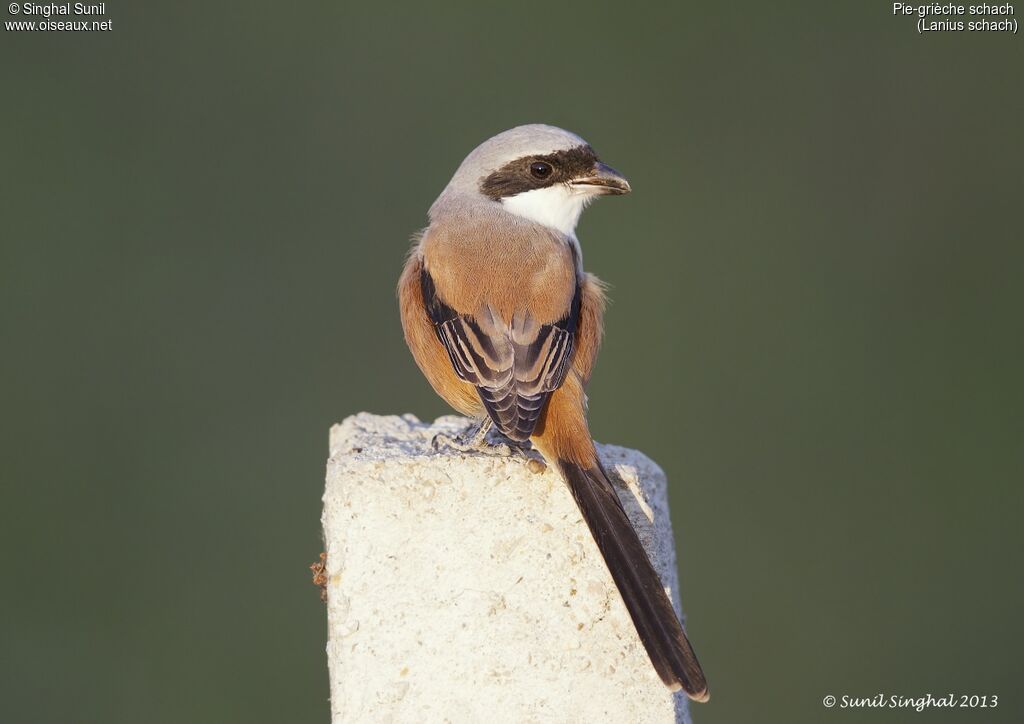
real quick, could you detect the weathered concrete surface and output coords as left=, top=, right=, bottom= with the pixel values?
left=322, top=413, right=695, bottom=723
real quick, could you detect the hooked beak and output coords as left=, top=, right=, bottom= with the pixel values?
left=570, top=161, right=631, bottom=195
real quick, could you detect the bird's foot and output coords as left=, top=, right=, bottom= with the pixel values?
left=431, top=419, right=547, bottom=474
left=501, top=442, right=547, bottom=473
left=431, top=418, right=496, bottom=453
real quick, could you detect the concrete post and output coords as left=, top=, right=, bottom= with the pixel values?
left=322, top=413, right=695, bottom=723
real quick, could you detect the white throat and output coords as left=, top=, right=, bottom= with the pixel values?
left=500, top=185, right=589, bottom=237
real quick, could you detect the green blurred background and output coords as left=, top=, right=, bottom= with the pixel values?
left=2, top=3, right=1021, bottom=722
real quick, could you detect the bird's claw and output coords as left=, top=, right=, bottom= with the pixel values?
left=430, top=420, right=546, bottom=473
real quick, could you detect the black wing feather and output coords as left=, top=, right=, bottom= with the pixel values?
left=420, top=267, right=579, bottom=441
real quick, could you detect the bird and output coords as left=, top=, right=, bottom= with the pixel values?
left=397, top=124, right=708, bottom=701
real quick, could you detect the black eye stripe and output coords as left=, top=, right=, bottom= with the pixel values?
left=479, top=144, right=599, bottom=200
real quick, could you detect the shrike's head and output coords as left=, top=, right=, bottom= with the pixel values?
left=433, top=124, right=630, bottom=237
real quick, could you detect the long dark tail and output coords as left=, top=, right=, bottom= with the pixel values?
left=558, top=459, right=709, bottom=701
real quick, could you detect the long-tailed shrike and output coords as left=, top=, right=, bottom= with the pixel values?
left=398, top=124, right=708, bottom=701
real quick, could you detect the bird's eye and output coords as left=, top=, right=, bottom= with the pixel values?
left=530, top=161, right=553, bottom=179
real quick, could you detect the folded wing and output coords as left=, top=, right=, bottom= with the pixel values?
left=420, top=267, right=580, bottom=441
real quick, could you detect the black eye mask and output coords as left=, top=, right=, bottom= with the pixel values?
left=479, top=145, right=599, bottom=200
